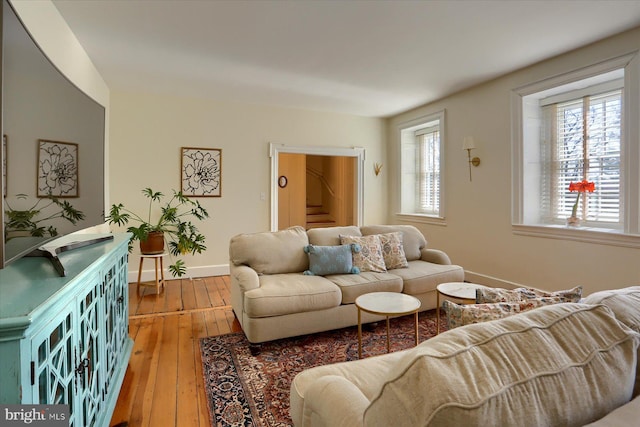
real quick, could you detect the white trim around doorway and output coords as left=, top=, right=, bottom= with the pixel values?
left=269, top=143, right=365, bottom=231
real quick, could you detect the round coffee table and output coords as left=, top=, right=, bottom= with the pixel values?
left=436, top=282, right=488, bottom=334
left=355, top=292, right=421, bottom=358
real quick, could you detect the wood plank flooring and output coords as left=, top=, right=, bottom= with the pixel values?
left=110, top=276, right=241, bottom=427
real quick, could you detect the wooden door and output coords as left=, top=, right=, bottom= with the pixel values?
left=277, top=153, right=306, bottom=230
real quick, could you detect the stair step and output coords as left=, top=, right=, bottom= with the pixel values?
left=307, top=213, right=333, bottom=223
left=306, top=221, right=336, bottom=230
left=306, top=205, right=325, bottom=215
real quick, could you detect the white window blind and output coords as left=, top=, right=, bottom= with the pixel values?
left=544, top=89, right=622, bottom=224
left=416, top=128, right=440, bottom=214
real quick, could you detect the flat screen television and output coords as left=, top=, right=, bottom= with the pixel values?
left=1, top=0, right=107, bottom=275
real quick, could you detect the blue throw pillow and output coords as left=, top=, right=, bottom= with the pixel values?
left=303, top=244, right=360, bottom=276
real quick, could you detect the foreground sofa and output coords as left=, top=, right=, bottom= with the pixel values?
left=229, top=224, right=464, bottom=343
left=290, top=286, right=640, bottom=427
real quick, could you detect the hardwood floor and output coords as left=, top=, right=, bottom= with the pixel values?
left=110, top=276, right=241, bottom=427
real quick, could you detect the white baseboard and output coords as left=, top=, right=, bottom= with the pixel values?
left=128, top=263, right=230, bottom=283
left=463, top=270, right=524, bottom=290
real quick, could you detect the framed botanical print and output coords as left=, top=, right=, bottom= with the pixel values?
left=181, top=147, right=222, bottom=197
left=37, top=139, right=78, bottom=197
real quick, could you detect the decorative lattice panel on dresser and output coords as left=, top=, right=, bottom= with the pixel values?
left=0, top=234, right=133, bottom=427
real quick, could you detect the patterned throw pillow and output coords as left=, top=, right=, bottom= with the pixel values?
left=339, top=234, right=386, bottom=273
left=302, top=244, right=360, bottom=276
left=476, top=286, right=583, bottom=304
left=378, top=232, right=409, bottom=270
left=444, top=297, right=563, bottom=329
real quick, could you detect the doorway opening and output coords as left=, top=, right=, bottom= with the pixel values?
left=269, top=144, right=365, bottom=231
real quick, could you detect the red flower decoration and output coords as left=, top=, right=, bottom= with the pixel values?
left=569, top=180, right=595, bottom=193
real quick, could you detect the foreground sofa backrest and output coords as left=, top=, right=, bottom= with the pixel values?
left=291, top=301, right=640, bottom=427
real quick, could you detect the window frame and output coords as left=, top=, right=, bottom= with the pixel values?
left=511, top=52, right=640, bottom=248
left=396, top=110, right=446, bottom=225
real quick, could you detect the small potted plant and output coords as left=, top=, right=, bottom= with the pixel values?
left=106, top=188, right=209, bottom=277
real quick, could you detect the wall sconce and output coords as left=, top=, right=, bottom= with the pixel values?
left=374, top=162, right=383, bottom=176
left=463, top=137, right=480, bottom=181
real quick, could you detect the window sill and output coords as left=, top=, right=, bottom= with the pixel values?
left=512, top=224, right=640, bottom=248
left=395, top=213, right=447, bottom=226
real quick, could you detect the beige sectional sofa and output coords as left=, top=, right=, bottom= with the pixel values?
left=229, top=224, right=464, bottom=343
left=290, top=286, right=640, bottom=427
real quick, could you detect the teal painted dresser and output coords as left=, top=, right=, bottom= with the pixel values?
left=0, top=233, right=133, bottom=427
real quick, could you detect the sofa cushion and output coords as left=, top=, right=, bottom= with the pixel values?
left=243, top=273, right=341, bottom=317
left=290, top=346, right=410, bottom=427
left=307, top=226, right=361, bottom=246
left=360, top=225, right=427, bottom=261
left=339, top=234, right=387, bottom=273
left=393, top=260, right=465, bottom=295
left=229, top=226, right=309, bottom=274
left=325, top=272, right=403, bottom=304
left=443, top=297, right=563, bottom=329
left=583, top=395, right=640, bottom=426
left=476, top=285, right=583, bottom=304
left=378, top=232, right=409, bottom=270
left=583, top=286, right=640, bottom=397
left=582, top=286, right=640, bottom=333
left=364, top=303, right=640, bottom=427
left=303, top=244, right=360, bottom=276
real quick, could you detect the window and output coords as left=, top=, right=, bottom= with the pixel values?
left=398, top=111, right=445, bottom=221
left=542, top=88, right=622, bottom=225
left=512, top=53, right=640, bottom=247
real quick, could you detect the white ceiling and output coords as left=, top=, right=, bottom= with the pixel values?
left=51, top=0, right=640, bottom=118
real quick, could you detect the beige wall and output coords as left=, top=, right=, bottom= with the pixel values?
left=387, top=27, right=640, bottom=295
left=109, top=92, right=387, bottom=277
left=17, top=0, right=638, bottom=290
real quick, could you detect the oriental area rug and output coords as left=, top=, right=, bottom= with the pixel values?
left=199, top=309, right=446, bottom=427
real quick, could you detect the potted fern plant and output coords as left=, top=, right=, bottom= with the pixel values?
left=106, top=188, right=209, bottom=277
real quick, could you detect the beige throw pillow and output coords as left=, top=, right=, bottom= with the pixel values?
left=339, top=234, right=386, bottom=273
left=378, top=232, right=409, bottom=270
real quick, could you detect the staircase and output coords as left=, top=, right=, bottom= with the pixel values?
left=306, top=205, right=336, bottom=229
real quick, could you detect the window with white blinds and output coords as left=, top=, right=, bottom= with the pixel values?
left=542, top=89, right=622, bottom=224
left=416, top=127, right=440, bottom=214
left=513, top=53, right=639, bottom=245
left=398, top=110, right=445, bottom=220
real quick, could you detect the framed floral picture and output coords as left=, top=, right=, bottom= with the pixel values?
left=37, top=139, right=78, bottom=197
left=181, top=147, right=222, bottom=197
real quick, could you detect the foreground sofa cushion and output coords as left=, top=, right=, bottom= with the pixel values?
left=583, top=394, right=640, bottom=426
left=364, top=303, right=640, bottom=427
left=583, top=286, right=640, bottom=397
left=582, top=286, right=640, bottom=332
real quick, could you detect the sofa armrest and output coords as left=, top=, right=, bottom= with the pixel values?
left=420, top=248, right=452, bottom=265
left=301, top=375, right=368, bottom=427
left=230, top=264, right=260, bottom=292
